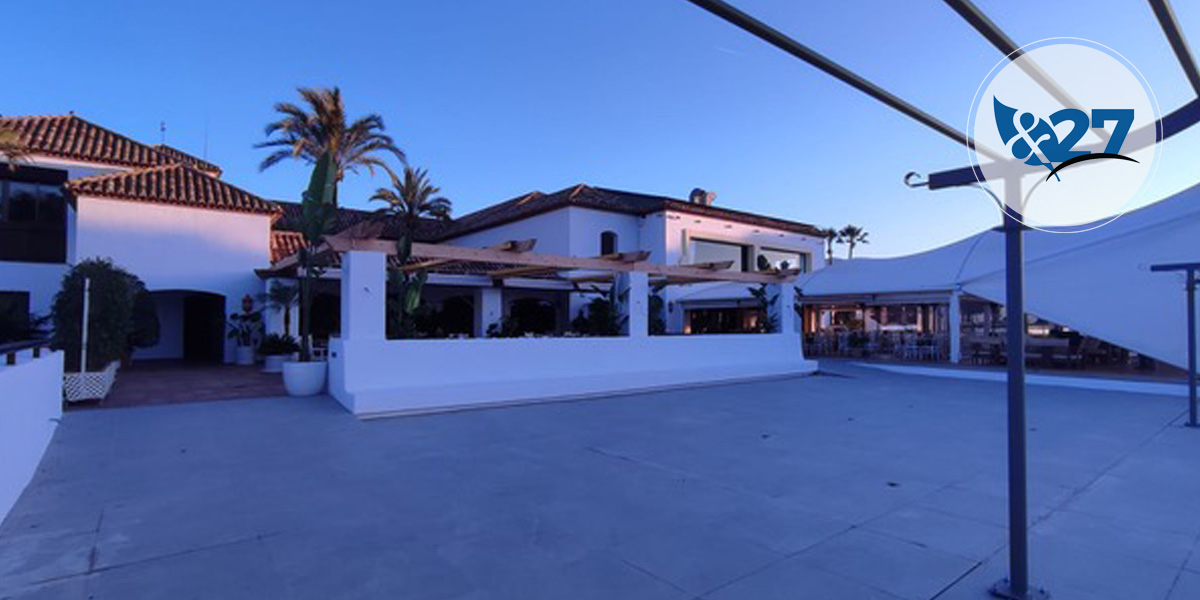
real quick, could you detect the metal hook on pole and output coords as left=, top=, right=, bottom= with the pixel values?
left=903, top=171, right=929, bottom=188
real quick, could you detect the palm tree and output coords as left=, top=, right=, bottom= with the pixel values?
left=370, top=167, right=452, bottom=338
left=820, top=227, right=838, bottom=263
left=836, top=225, right=869, bottom=259
left=256, top=87, right=405, bottom=187
left=0, top=129, right=27, bottom=170
left=370, top=166, right=453, bottom=227
left=259, top=281, right=300, bottom=335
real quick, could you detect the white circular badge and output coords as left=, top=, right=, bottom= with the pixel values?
left=967, top=38, right=1162, bottom=233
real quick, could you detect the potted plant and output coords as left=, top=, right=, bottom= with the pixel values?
left=282, top=151, right=338, bottom=396
left=259, top=333, right=300, bottom=374
left=227, top=294, right=263, bottom=366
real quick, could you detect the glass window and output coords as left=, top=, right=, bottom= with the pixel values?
left=690, top=239, right=747, bottom=271
left=37, top=186, right=66, bottom=224
left=757, top=248, right=808, bottom=272
left=6, top=182, right=38, bottom=222
left=600, top=231, right=618, bottom=255
left=0, top=175, right=69, bottom=263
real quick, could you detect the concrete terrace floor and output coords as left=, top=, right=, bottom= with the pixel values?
left=2, top=364, right=1199, bottom=600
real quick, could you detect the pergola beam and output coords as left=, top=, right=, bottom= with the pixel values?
left=1149, top=0, right=1200, bottom=96
left=397, top=239, right=537, bottom=273
left=682, top=0, right=1004, bottom=161
left=690, top=260, right=736, bottom=271
left=324, top=237, right=796, bottom=284
left=487, top=265, right=562, bottom=279
left=941, top=0, right=1109, bottom=143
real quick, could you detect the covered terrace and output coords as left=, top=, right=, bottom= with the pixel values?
left=260, top=231, right=815, bottom=417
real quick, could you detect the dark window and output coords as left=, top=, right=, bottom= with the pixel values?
left=6, top=182, right=39, bottom=222
left=600, top=231, right=618, bottom=255
left=690, top=239, right=749, bottom=272
left=757, top=248, right=809, bottom=272
left=0, top=166, right=69, bottom=263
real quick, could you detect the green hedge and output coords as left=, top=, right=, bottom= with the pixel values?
left=51, top=258, right=158, bottom=372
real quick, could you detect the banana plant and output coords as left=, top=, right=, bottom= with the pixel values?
left=297, top=151, right=337, bottom=361
left=389, top=229, right=427, bottom=338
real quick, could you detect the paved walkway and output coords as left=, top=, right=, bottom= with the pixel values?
left=91, top=360, right=286, bottom=408
left=2, top=363, right=1199, bottom=599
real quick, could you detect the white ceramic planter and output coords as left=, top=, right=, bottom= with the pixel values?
left=235, top=346, right=255, bottom=366
left=262, top=354, right=287, bottom=374
left=282, top=361, right=326, bottom=396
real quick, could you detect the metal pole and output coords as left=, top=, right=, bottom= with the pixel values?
left=1187, top=268, right=1197, bottom=427
left=991, top=182, right=1047, bottom=600
left=680, top=0, right=1004, bottom=161
left=80, top=277, right=90, bottom=372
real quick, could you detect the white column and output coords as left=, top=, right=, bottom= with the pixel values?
left=949, top=288, right=963, bottom=363
left=770, top=283, right=797, bottom=334
left=617, top=271, right=649, bottom=337
left=340, top=251, right=387, bottom=341
left=474, top=286, right=503, bottom=338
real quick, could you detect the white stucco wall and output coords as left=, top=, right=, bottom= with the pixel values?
left=0, top=263, right=68, bottom=317
left=444, top=209, right=573, bottom=254
left=0, top=350, right=63, bottom=524
left=73, top=197, right=274, bottom=362
left=329, top=333, right=815, bottom=417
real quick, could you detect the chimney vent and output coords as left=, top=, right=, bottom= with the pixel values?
left=688, top=188, right=717, bottom=206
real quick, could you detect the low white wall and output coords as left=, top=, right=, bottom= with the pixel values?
left=0, top=350, right=63, bottom=524
left=329, top=334, right=817, bottom=417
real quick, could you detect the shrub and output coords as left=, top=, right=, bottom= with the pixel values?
left=0, top=298, right=49, bottom=345
left=52, top=258, right=154, bottom=371
left=258, top=333, right=300, bottom=356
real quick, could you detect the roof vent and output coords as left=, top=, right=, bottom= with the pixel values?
left=688, top=188, right=717, bottom=206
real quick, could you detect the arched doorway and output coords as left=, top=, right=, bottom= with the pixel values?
left=136, top=290, right=225, bottom=363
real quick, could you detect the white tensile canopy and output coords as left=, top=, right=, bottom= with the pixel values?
left=796, top=185, right=1200, bottom=369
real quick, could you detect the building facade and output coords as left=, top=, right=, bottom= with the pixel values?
left=0, top=115, right=826, bottom=363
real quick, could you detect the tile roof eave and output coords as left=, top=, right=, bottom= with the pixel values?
left=66, top=164, right=281, bottom=216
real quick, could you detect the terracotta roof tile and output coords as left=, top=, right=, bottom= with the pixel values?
left=0, top=115, right=170, bottom=169
left=66, top=164, right=280, bottom=215
left=441, top=185, right=823, bottom=239
left=272, top=201, right=450, bottom=242
left=152, top=144, right=222, bottom=175
left=270, top=231, right=306, bottom=263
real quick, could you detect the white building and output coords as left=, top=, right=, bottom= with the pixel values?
left=0, top=115, right=826, bottom=363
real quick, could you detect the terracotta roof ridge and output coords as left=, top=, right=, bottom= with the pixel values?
left=567, top=183, right=590, bottom=200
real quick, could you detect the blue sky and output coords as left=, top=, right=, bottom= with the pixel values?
left=9, top=0, right=1200, bottom=256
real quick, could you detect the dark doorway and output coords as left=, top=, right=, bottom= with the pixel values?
left=183, top=293, right=225, bottom=363
left=509, top=298, right=558, bottom=335
left=686, top=307, right=760, bottom=334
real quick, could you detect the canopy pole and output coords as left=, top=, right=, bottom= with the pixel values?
left=987, top=182, right=1049, bottom=600
left=1189, top=269, right=1197, bottom=427
left=1151, top=262, right=1200, bottom=426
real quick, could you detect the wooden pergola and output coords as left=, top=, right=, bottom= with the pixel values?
left=263, top=232, right=802, bottom=287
